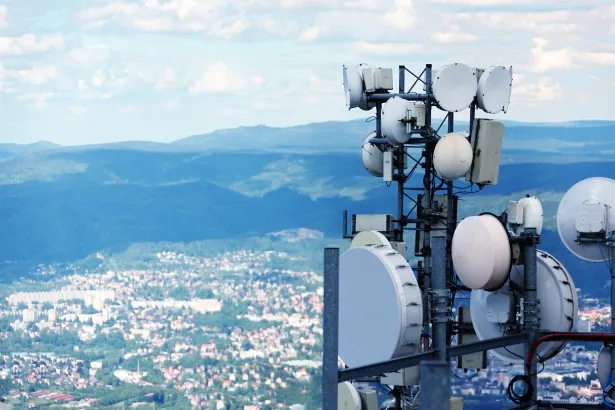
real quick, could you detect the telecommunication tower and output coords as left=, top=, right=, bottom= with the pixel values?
left=322, top=63, right=615, bottom=410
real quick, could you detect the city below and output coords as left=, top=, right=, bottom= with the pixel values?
left=0, top=243, right=609, bottom=409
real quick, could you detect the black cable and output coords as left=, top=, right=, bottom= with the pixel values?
left=451, top=368, right=479, bottom=380
left=507, top=374, right=533, bottom=404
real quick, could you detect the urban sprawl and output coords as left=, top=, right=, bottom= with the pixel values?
left=0, top=247, right=609, bottom=408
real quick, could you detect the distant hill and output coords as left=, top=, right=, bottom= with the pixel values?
left=5, top=118, right=615, bottom=159
left=0, top=141, right=62, bottom=157
left=2, top=119, right=615, bottom=295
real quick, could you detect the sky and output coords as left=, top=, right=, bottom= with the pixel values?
left=1, top=0, right=614, bottom=146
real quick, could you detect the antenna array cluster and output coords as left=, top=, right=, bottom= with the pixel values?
left=322, top=62, right=615, bottom=410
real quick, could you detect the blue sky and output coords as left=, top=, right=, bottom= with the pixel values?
left=1, top=0, right=615, bottom=145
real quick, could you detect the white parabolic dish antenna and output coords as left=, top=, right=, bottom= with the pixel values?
left=432, top=63, right=477, bottom=113
left=361, top=132, right=384, bottom=177
left=342, top=64, right=373, bottom=111
left=339, top=245, right=423, bottom=368
left=382, top=96, right=412, bottom=145
left=350, top=230, right=390, bottom=248
left=338, top=382, right=361, bottom=410
left=470, top=250, right=578, bottom=363
left=452, top=214, right=511, bottom=290
left=556, top=177, right=615, bottom=262
left=476, top=66, right=512, bottom=114
left=433, top=132, right=473, bottom=180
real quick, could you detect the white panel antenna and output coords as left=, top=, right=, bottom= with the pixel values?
left=383, top=150, right=393, bottom=182
left=470, top=250, right=578, bottom=363
left=465, top=118, right=505, bottom=185
left=476, top=66, right=513, bottom=114
left=452, top=214, right=512, bottom=290
left=556, top=177, right=615, bottom=262
left=432, top=63, right=478, bottom=113
left=338, top=245, right=423, bottom=368
left=406, top=102, right=427, bottom=133
left=433, top=132, right=473, bottom=180
left=509, top=196, right=544, bottom=236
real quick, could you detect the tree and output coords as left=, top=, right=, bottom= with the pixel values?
left=169, top=286, right=190, bottom=301
left=195, top=288, right=215, bottom=299
left=0, top=378, right=12, bottom=397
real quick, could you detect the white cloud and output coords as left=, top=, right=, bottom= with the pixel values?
left=210, top=18, right=250, bottom=39
left=69, top=105, right=88, bottom=116
left=17, top=92, right=56, bottom=109
left=0, top=5, right=6, bottom=28
left=426, top=0, right=609, bottom=5
left=80, top=0, right=418, bottom=42
left=449, top=10, right=577, bottom=35
left=13, top=66, right=58, bottom=85
left=382, top=0, right=416, bottom=31
left=514, top=77, right=562, bottom=103
left=67, top=44, right=111, bottom=67
left=432, top=25, right=479, bottom=44
left=355, top=41, right=422, bottom=55
left=0, top=63, right=5, bottom=91
left=0, top=34, right=64, bottom=55
left=577, top=92, right=590, bottom=104
left=79, top=0, right=249, bottom=38
left=135, top=67, right=180, bottom=91
left=528, top=38, right=615, bottom=73
left=76, top=69, right=130, bottom=100
left=298, top=26, right=321, bottom=42
left=251, top=76, right=265, bottom=88
left=164, top=100, right=179, bottom=111
left=189, top=62, right=245, bottom=94
left=120, top=105, right=141, bottom=114
left=582, top=51, right=615, bottom=66
left=258, top=18, right=298, bottom=36
left=609, top=24, right=615, bottom=35
left=528, top=38, right=575, bottom=73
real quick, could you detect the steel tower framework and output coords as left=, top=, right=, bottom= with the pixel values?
left=322, top=63, right=614, bottom=410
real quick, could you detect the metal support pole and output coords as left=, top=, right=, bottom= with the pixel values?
left=431, top=235, right=449, bottom=361
left=424, top=65, right=432, bottom=129
left=469, top=103, right=476, bottom=136
left=446, top=113, right=455, bottom=314
left=397, top=145, right=405, bottom=242
left=421, top=64, right=433, bottom=349
left=523, top=228, right=539, bottom=402
left=376, top=103, right=382, bottom=138
left=419, top=361, right=450, bottom=410
left=323, top=248, right=340, bottom=410
left=399, top=65, right=406, bottom=94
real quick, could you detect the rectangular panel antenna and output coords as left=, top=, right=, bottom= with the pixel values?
left=358, top=389, right=379, bottom=410
left=362, top=67, right=375, bottom=92
left=353, top=214, right=393, bottom=234
left=465, top=118, right=504, bottom=185
left=373, top=68, right=394, bottom=91
left=383, top=150, right=393, bottom=182
left=457, top=306, right=487, bottom=369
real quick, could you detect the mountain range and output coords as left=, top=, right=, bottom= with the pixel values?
left=2, top=119, right=615, bottom=295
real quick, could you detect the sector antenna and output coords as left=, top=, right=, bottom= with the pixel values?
left=321, top=60, right=615, bottom=410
